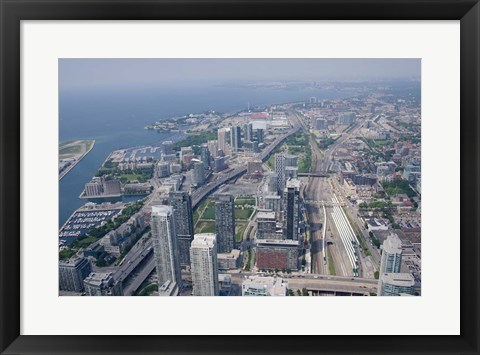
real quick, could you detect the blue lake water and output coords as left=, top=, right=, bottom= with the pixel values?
left=59, top=83, right=350, bottom=227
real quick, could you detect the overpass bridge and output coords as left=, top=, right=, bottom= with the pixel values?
left=298, top=173, right=329, bottom=177
left=229, top=273, right=377, bottom=296
left=191, top=125, right=300, bottom=209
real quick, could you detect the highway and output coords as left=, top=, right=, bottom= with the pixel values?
left=229, top=272, right=377, bottom=295
left=191, top=125, right=300, bottom=209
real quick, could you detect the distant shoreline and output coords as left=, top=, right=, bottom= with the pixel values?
left=59, top=140, right=96, bottom=181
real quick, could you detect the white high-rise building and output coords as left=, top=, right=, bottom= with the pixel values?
left=379, top=234, right=403, bottom=274
left=207, top=140, right=218, bottom=159
left=151, top=205, right=182, bottom=292
left=190, top=233, right=219, bottom=296
left=217, top=128, right=228, bottom=154
left=377, top=234, right=403, bottom=293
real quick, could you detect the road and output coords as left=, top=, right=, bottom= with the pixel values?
left=191, top=124, right=300, bottom=209
left=229, top=272, right=377, bottom=295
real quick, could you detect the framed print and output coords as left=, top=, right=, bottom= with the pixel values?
left=1, top=0, right=479, bottom=354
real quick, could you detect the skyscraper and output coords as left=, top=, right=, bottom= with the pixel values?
left=192, top=160, right=206, bottom=187
left=151, top=205, right=182, bottom=290
left=230, top=126, right=242, bottom=152
left=200, top=144, right=211, bottom=169
left=283, top=179, right=301, bottom=240
left=379, top=234, right=403, bottom=274
left=169, top=191, right=194, bottom=267
left=275, top=153, right=285, bottom=195
left=244, top=122, right=253, bottom=142
left=378, top=234, right=403, bottom=292
left=217, top=128, right=227, bottom=154
left=256, top=128, right=264, bottom=144
left=59, top=257, right=92, bottom=292
left=207, top=140, right=218, bottom=159
left=190, top=233, right=219, bottom=296
left=275, top=153, right=298, bottom=194
left=161, top=140, right=174, bottom=155
left=256, top=211, right=277, bottom=239
left=215, top=193, right=235, bottom=253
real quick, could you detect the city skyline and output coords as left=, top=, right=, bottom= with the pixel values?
left=59, top=58, right=421, bottom=90
left=59, top=59, right=421, bottom=297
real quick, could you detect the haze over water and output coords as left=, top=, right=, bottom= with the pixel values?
left=59, top=83, right=350, bottom=226
left=59, top=58, right=420, bottom=226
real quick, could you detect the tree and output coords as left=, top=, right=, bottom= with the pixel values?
left=302, top=288, right=309, bottom=296
left=296, top=289, right=302, bottom=296
left=287, top=289, right=295, bottom=296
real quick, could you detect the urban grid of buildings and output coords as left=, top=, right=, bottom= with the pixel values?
left=59, top=80, right=421, bottom=297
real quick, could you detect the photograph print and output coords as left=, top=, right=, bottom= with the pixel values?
left=58, top=59, right=421, bottom=297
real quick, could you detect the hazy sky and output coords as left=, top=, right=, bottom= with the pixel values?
left=59, top=59, right=420, bottom=89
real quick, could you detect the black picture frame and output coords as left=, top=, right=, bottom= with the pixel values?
left=1, top=0, right=479, bottom=354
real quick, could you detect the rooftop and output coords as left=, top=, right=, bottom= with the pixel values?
left=381, top=273, right=415, bottom=287
left=256, top=211, right=276, bottom=220
left=191, top=233, right=216, bottom=248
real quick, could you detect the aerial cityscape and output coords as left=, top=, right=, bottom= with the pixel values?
left=59, top=59, right=421, bottom=297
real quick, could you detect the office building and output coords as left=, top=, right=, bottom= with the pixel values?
left=161, top=140, right=173, bottom=155
left=200, top=144, right=211, bottom=169
left=215, top=194, right=235, bottom=253
left=190, top=234, right=219, bottom=296
left=244, top=122, right=253, bottom=141
left=157, top=162, right=170, bottom=178
left=243, top=140, right=259, bottom=153
left=285, top=166, right=298, bottom=181
left=283, top=179, right=301, bottom=240
left=264, top=194, right=282, bottom=212
left=380, top=234, right=403, bottom=274
left=378, top=234, right=403, bottom=292
left=339, top=112, right=355, bottom=125
left=242, top=276, right=288, bottom=296
left=284, top=154, right=298, bottom=168
left=275, top=153, right=298, bottom=194
left=217, top=249, right=241, bottom=270
left=169, top=191, right=194, bottom=267
left=192, top=160, right=205, bottom=187
left=266, top=173, right=278, bottom=194
left=315, top=118, right=327, bottom=130
left=151, top=205, right=182, bottom=289
left=256, top=128, right=264, bottom=144
left=59, top=257, right=92, bottom=292
left=207, top=140, right=218, bottom=159
left=256, top=211, right=277, bottom=239
left=379, top=273, right=415, bottom=296
left=217, top=128, right=228, bottom=154
left=214, top=156, right=227, bottom=173
left=230, top=125, right=242, bottom=152
left=83, top=272, right=123, bottom=296
left=274, top=153, right=285, bottom=194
